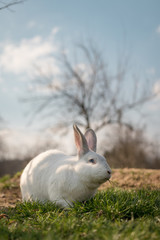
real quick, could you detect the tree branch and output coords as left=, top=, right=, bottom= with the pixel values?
left=0, top=0, right=25, bottom=11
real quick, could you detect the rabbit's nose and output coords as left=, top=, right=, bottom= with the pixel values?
left=107, top=170, right=111, bottom=175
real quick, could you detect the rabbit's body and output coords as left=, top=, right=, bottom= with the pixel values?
left=21, top=150, right=97, bottom=207
left=20, top=125, right=111, bottom=208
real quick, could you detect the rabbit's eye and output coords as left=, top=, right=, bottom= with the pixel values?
left=88, top=159, right=96, bottom=164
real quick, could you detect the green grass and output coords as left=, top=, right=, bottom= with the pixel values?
left=0, top=174, right=11, bottom=183
left=0, top=188, right=160, bottom=240
left=0, top=172, right=21, bottom=190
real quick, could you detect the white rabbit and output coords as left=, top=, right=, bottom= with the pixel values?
left=20, top=125, right=111, bottom=208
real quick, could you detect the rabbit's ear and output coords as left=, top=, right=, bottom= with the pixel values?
left=84, top=129, right=97, bottom=152
left=73, top=125, right=89, bottom=158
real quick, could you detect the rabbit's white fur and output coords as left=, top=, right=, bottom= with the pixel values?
left=20, top=125, right=111, bottom=208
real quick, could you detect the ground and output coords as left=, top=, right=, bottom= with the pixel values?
left=0, top=168, right=160, bottom=209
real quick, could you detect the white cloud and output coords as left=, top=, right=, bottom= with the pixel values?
left=146, top=67, right=156, bottom=76
left=51, top=27, right=60, bottom=35
left=27, top=20, right=37, bottom=29
left=146, top=80, right=160, bottom=111
left=27, top=21, right=44, bottom=30
left=0, top=128, right=58, bottom=159
left=0, top=76, right=3, bottom=83
left=0, top=29, right=60, bottom=76
left=153, top=80, right=160, bottom=95
left=156, top=25, right=160, bottom=34
left=1, top=87, right=8, bottom=93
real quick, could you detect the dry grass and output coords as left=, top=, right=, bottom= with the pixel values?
left=100, top=168, right=160, bottom=190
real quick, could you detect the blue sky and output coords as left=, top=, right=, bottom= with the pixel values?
left=0, top=0, right=160, bottom=153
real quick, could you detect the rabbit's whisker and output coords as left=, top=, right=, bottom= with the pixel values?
left=108, top=180, right=118, bottom=187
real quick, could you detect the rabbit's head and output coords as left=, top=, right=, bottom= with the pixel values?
left=73, top=125, right=111, bottom=188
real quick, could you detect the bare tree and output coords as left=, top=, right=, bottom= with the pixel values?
left=105, top=126, right=160, bottom=169
left=0, top=116, right=6, bottom=160
left=26, top=41, right=159, bottom=132
left=0, top=0, right=25, bottom=11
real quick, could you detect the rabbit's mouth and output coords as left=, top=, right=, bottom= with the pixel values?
left=98, top=176, right=110, bottom=184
